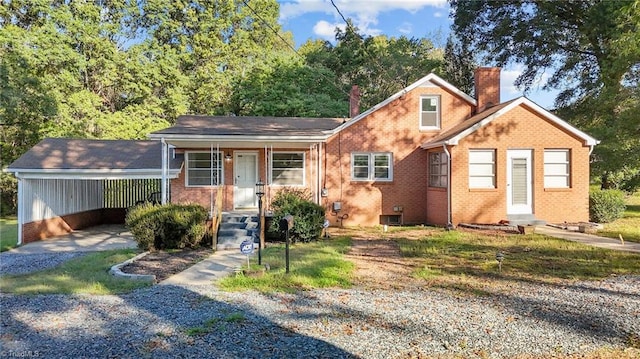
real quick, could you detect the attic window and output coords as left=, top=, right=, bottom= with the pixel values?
left=420, top=95, right=441, bottom=130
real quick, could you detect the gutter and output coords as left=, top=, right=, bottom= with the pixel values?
left=442, top=144, right=452, bottom=228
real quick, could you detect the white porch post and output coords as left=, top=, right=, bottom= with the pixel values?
left=161, top=138, right=168, bottom=205
left=16, top=174, right=23, bottom=246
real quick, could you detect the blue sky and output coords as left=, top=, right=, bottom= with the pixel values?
left=276, top=0, right=558, bottom=108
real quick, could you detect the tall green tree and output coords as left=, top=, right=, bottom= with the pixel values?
left=451, top=0, right=640, bottom=190
left=302, top=22, right=444, bottom=110
left=443, top=34, right=476, bottom=96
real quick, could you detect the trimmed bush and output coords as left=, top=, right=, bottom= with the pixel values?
left=589, top=189, right=626, bottom=223
left=125, top=203, right=209, bottom=250
left=269, top=188, right=325, bottom=243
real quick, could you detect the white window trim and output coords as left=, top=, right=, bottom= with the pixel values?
left=270, top=151, right=306, bottom=186
left=185, top=151, right=224, bottom=187
left=351, top=152, right=393, bottom=182
left=419, top=95, right=441, bottom=130
left=544, top=149, right=571, bottom=188
left=469, top=149, right=496, bottom=189
left=429, top=152, right=448, bottom=188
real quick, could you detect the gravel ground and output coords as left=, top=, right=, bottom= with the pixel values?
left=0, top=252, right=90, bottom=276
left=1, top=273, right=639, bottom=358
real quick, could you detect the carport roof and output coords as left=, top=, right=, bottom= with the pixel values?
left=7, top=138, right=182, bottom=179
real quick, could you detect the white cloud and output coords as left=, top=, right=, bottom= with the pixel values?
left=313, top=20, right=345, bottom=40
left=398, top=22, right=413, bottom=35
left=433, top=11, right=443, bottom=18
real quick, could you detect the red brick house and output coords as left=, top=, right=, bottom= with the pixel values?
left=7, top=68, right=598, bottom=244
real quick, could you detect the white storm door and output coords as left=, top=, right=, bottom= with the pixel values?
left=506, top=150, right=533, bottom=215
left=234, top=152, right=258, bottom=209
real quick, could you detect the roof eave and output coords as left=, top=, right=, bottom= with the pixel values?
left=8, top=168, right=181, bottom=180
left=148, top=134, right=331, bottom=142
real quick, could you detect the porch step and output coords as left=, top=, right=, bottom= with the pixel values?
left=216, top=213, right=259, bottom=251
left=508, top=214, right=546, bottom=226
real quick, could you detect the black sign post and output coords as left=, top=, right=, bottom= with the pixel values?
left=279, top=215, right=294, bottom=274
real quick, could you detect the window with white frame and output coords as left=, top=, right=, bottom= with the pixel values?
left=186, top=151, right=223, bottom=186
left=429, top=152, right=448, bottom=187
left=469, top=149, right=496, bottom=188
left=544, top=149, right=570, bottom=188
left=351, top=153, right=392, bottom=181
left=420, top=95, right=441, bottom=129
left=271, top=152, right=305, bottom=186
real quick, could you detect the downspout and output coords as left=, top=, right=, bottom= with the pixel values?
left=16, top=174, right=23, bottom=246
left=442, top=144, right=452, bottom=228
left=161, top=138, right=167, bottom=205
left=317, top=142, right=322, bottom=205
left=589, top=145, right=595, bottom=156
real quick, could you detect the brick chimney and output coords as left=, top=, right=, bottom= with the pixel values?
left=474, top=67, right=501, bottom=113
left=349, top=85, right=360, bottom=117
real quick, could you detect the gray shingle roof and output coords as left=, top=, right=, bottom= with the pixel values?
left=151, top=115, right=345, bottom=137
left=8, top=138, right=181, bottom=171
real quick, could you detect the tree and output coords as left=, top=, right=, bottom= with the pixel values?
left=451, top=0, right=638, bottom=105
left=443, top=34, right=477, bottom=96
left=302, top=22, right=444, bottom=110
left=451, top=0, right=640, bottom=190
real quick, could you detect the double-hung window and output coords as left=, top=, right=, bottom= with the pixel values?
left=186, top=151, right=223, bottom=186
left=420, top=95, right=441, bottom=130
left=429, top=152, right=448, bottom=187
left=469, top=149, right=496, bottom=188
left=544, top=149, right=570, bottom=188
left=271, top=152, right=305, bottom=186
left=351, top=153, right=392, bottom=181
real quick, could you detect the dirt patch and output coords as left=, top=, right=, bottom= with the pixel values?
left=120, top=247, right=213, bottom=282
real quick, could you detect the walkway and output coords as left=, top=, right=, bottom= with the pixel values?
left=535, top=225, right=640, bottom=253
left=160, top=250, right=248, bottom=286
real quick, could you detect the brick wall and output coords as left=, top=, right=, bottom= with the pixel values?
left=170, top=147, right=316, bottom=213
left=323, top=84, right=474, bottom=227
left=450, top=104, right=591, bottom=225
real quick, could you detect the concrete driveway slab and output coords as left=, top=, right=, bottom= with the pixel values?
left=8, top=224, right=137, bottom=254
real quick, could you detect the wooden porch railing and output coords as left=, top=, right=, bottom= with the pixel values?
left=210, top=186, right=224, bottom=249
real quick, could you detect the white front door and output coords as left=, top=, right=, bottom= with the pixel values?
left=506, top=149, right=533, bottom=215
left=234, top=152, right=258, bottom=209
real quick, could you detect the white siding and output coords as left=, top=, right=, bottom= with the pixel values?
left=23, top=179, right=102, bottom=222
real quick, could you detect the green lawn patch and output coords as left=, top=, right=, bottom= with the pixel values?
left=598, top=191, right=640, bottom=243
left=397, top=228, right=640, bottom=287
left=0, top=217, right=18, bottom=252
left=218, top=237, right=354, bottom=292
left=0, top=249, right=151, bottom=295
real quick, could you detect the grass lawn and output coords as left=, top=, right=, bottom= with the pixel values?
left=0, top=249, right=151, bottom=295
left=0, top=217, right=18, bottom=252
left=218, top=237, right=354, bottom=292
left=597, top=191, right=640, bottom=243
left=396, top=227, right=640, bottom=293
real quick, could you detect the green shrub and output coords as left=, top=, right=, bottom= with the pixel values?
left=589, top=189, right=626, bottom=223
left=125, top=203, right=209, bottom=250
left=269, top=188, right=325, bottom=243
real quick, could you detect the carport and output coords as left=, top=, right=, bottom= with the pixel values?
left=6, top=138, right=182, bottom=245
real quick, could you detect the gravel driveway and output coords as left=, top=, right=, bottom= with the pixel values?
left=1, top=273, right=639, bottom=358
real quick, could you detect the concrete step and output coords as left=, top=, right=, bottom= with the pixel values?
left=216, top=235, right=257, bottom=251
left=216, top=212, right=260, bottom=251
left=508, top=214, right=546, bottom=226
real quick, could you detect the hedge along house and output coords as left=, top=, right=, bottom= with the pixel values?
left=8, top=67, right=599, bottom=244
left=6, top=139, right=182, bottom=245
